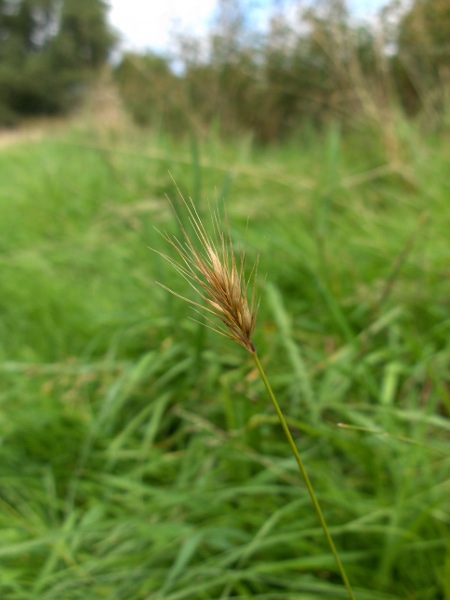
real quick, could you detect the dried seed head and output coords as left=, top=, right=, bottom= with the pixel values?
left=154, top=188, right=260, bottom=354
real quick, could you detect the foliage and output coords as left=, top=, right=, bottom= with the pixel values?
left=0, top=0, right=116, bottom=124
left=114, top=52, right=187, bottom=131
left=394, top=0, right=450, bottom=118
left=0, top=121, right=449, bottom=598
left=115, top=0, right=450, bottom=143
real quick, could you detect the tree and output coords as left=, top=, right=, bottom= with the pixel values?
left=114, top=52, right=186, bottom=129
left=394, top=0, right=450, bottom=116
left=0, top=0, right=116, bottom=124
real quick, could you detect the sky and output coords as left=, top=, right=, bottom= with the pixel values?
left=108, top=0, right=391, bottom=54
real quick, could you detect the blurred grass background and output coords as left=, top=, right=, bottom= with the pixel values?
left=1, top=120, right=450, bottom=599
left=1, top=0, right=450, bottom=598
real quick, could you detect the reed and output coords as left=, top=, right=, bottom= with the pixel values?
left=155, top=187, right=357, bottom=600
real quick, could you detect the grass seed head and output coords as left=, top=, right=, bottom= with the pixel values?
left=155, top=189, right=260, bottom=354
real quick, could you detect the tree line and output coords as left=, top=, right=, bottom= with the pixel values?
left=115, top=0, right=450, bottom=142
left=1, top=0, right=448, bottom=141
left=0, top=0, right=115, bottom=125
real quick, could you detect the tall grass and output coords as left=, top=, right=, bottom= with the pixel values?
left=0, top=121, right=449, bottom=599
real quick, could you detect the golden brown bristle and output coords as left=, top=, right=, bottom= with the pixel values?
left=154, top=188, right=259, bottom=354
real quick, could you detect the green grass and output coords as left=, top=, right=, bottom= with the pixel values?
left=1, top=121, right=450, bottom=599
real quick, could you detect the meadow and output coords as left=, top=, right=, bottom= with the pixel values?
left=0, top=119, right=449, bottom=599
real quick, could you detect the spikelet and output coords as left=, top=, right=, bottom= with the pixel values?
left=154, top=189, right=260, bottom=354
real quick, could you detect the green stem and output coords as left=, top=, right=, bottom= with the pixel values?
left=252, top=352, right=356, bottom=600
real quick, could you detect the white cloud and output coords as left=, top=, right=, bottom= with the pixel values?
left=108, top=0, right=218, bottom=53
left=348, top=0, right=390, bottom=19
left=107, top=0, right=392, bottom=54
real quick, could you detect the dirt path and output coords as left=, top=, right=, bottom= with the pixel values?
left=0, top=83, right=125, bottom=150
left=0, top=123, right=52, bottom=149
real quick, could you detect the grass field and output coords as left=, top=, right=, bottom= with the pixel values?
left=1, top=120, right=450, bottom=599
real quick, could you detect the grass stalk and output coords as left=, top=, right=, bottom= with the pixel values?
left=155, top=183, right=356, bottom=599
left=252, top=351, right=356, bottom=600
